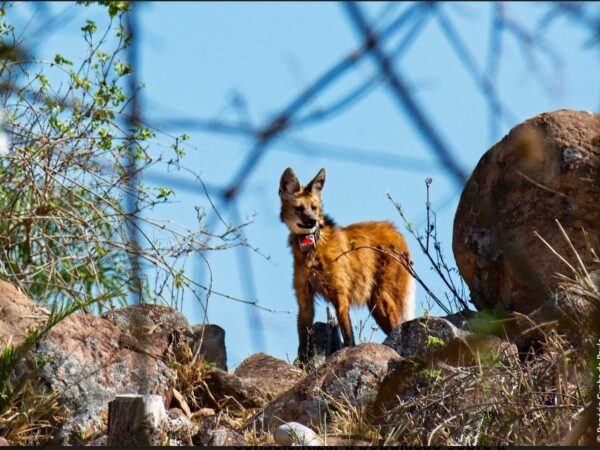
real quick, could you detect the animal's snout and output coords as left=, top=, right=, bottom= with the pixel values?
left=298, top=215, right=317, bottom=229
left=302, top=217, right=317, bottom=228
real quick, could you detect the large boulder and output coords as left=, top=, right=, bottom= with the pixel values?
left=244, top=343, right=400, bottom=431
left=453, top=110, right=600, bottom=315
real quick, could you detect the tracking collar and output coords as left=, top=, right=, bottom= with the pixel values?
left=297, top=227, right=319, bottom=253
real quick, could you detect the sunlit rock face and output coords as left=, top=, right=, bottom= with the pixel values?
left=453, top=109, right=600, bottom=315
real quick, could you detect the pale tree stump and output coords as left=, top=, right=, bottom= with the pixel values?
left=108, top=394, right=167, bottom=446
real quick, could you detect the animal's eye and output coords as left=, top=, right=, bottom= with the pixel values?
left=310, top=205, right=317, bottom=211
left=294, top=206, right=303, bottom=213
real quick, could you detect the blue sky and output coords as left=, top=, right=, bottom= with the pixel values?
left=15, top=2, right=600, bottom=367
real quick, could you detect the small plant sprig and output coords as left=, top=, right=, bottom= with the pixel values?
left=387, top=177, right=470, bottom=312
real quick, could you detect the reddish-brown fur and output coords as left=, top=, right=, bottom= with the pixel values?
left=279, top=167, right=415, bottom=364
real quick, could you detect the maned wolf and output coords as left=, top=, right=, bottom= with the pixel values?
left=279, top=167, right=415, bottom=364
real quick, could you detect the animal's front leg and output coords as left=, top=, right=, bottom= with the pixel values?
left=295, top=283, right=315, bottom=366
left=335, top=300, right=355, bottom=348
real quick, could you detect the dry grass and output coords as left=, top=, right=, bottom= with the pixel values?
left=319, top=390, right=379, bottom=446
left=0, top=379, right=68, bottom=446
left=380, top=331, right=589, bottom=445
left=171, top=341, right=216, bottom=411
left=242, top=425, right=275, bottom=446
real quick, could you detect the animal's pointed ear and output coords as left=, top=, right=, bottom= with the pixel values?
left=307, top=168, right=326, bottom=195
left=279, top=167, right=300, bottom=199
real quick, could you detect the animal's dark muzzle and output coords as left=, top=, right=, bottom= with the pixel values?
left=298, top=217, right=317, bottom=229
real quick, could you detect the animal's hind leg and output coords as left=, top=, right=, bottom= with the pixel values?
left=368, top=290, right=399, bottom=334
left=368, top=254, right=401, bottom=334
left=369, top=250, right=414, bottom=334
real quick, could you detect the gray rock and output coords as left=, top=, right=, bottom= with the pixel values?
left=30, top=304, right=199, bottom=444
left=207, top=427, right=245, bottom=446
left=0, top=285, right=234, bottom=444
left=166, top=408, right=193, bottom=445
left=244, top=343, right=400, bottom=431
left=308, top=317, right=343, bottom=368
left=234, top=353, right=305, bottom=400
left=383, top=317, right=463, bottom=358
left=274, top=422, right=323, bottom=446
left=441, top=309, right=478, bottom=330
left=33, top=310, right=177, bottom=444
left=203, top=368, right=266, bottom=409
left=191, top=324, right=227, bottom=371
left=191, top=414, right=217, bottom=446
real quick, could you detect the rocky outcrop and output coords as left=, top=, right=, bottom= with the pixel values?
left=234, top=353, right=304, bottom=399
left=0, top=289, right=226, bottom=445
left=244, top=343, right=400, bottom=431
left=35, top=306, right=185, bottom=443
left=453, top=110, right=600, bottom=316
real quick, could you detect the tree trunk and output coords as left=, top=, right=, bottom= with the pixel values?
left=108, top=394, right=167, bottom=446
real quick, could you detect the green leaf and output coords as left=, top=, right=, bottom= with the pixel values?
left=100, top=0, right=130, bottom=18
left=54, top=53, right=73, bottom=66
left=96, top=51, right=109, bottom=63
left=426, top=335, right=446, bottom=347
left=420, top=368, right=443, bottom=382
left=81, top=20, right=97, bottom=35
left=114, top=61, right=133, bottom=76
left=156, top=187, right=174, bottom=201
